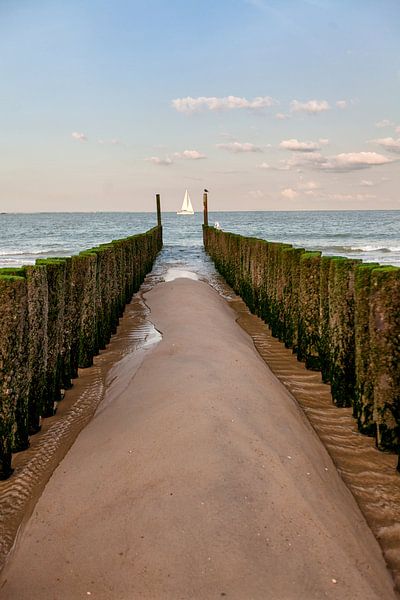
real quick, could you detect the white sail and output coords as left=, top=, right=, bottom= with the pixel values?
left=182, top=190, right=189, bottom=211
left=177, top=189, right=194, bottom=215
left=186, top=192, right=194, bottom=213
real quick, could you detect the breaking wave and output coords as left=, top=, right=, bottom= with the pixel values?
left=316, top=245, right=400, bottom=254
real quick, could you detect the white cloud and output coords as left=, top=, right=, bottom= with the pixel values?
left=275, top=112, right=290, bottom=120
left=375, top=119, right=394, bottom=128
left=371, top=137, right=400, bottom=154
left=294, top=179, right=320, bottom=197
left=172, top=95, right=277, bottom=114
left=72, top=132, right=87, bottom=142
left=281, top=188, right=298, bottom=200
left=283, top=152, right=325, bottom=169
left=322, top=152, right=393, bottom=171
left=290, top=99, right=330, bottom=114
left=360, top=179, right=374, bottom=187
left=279, top=138, right=324, bottom=152
left=336, top=100, right=347, bottom=109
left=297, top=180, right=320, bottom=191
left=216, top=142, right=263, bottom=153
left=173, top=150, right=206, bottom=160
left=145, top=156, right=173, bottom=166
left=396, top=126, right=400, bottom=134
left=286, top=151, right=392, bottom=172
left=258, top=161, right=293, bottom=171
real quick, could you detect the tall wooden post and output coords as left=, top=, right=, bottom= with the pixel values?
left=156, top=194, right=162, bottom=228
left=203, top=191, right=208, bottom=227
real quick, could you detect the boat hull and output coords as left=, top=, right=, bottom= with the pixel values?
left=177, top=211, right=194, bottom=215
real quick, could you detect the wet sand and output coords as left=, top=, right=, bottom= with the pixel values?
left=0, top=278, right=396, bottom=599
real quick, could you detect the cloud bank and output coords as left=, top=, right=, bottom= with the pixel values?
left=172, top=95, right=277, bottom=113
left=281, top=188, right=298, bottom=199
left=285, top=151, right=392, bottom=172
left=72, top=132, right=87, bottom=142
left=217, top=142, right=263, bottom=153
left=279, top=138, right=327, bottom=152
left=290, top=99, right=330, bottom=114
left=371, top=137, right=400, bottom=153
left=145, top=156, right=173, bottom=166
left=174, top=150, right=206, bottom=160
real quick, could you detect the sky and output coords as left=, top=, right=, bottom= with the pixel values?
left=0, top=0, right=399, bottom=212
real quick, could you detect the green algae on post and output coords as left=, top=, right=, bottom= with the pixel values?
left=203, top=225, right=400, bottom=468
left=23, top=265, right=49, bottom=434
left=0, top=225, right=162, bottom=480
left=298, top=252, right=322, bottom=370
left=0, top=275, right=28, bottom=475
left=75, top=252, right=98, bottom=368
left=281, top=247, right=304, bottom=352
left=318, top=256, right=332, bottom=384
left=354, top=263, right=379, bottom=436
left=369, top=266, right=400, bottom=451
left=328, top=257, right=359, bottom=407
left=36, top=259, right=66, bottom=416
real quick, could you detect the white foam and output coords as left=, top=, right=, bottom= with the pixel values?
left=164, top=268, right=199, bottom=282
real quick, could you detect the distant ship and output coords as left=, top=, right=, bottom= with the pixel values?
left=177, top=189, right=194, bottom=215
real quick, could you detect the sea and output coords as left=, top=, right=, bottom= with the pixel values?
left=1, top=211, right=400, bottom=271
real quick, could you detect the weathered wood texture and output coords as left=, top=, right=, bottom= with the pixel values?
left=204, top=225, right=400, bottom=460
left=0, top=226, right=162, bottom=479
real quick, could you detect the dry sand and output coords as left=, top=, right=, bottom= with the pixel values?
left=0, top=278, right=396, bottom=599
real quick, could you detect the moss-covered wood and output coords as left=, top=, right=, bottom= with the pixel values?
left=282, top=247, right=304, bottom=352
left=318, top=256, right=332, bottom=383
left=298, top=252, right=322, bottom=370
left=0, top=225, right=161, bottom=480
left=328, top=257, right=360, bottom=407
left=354, top=263, right=379, bottom=435
left=0, top=275, right=28, bottom=476
left=369, top=267, right=400, bottom=451
left=23, top=265, right=48, bottom=434
left=73, top=252, right=98, bottom=368
left=36, top=258, right=66, bottom=416
left=203, top=225, right=400, bottom=467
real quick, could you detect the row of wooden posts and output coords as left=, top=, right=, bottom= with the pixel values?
left=0, top=216, right=162, bottom=480
left=203, top=223, right=400, bottom=468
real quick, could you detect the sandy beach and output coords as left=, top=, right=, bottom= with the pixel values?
left=0, top=277, right=396, bottom=600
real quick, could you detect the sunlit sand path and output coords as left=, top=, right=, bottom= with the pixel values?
left=0, top=278, right=396, bottom=600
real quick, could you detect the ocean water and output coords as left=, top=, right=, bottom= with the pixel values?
left=1, top=211, right=400, bottom=268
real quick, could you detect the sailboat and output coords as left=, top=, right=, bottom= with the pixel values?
left=177, top=189, right=194, bottom=215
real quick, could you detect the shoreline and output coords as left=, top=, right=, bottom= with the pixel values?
left=0, top=277, right=396, bottom=599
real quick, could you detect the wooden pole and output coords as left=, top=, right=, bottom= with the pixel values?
left=156, top=194, right=162, bottom=228
left=203, top=192, right=208, bottom=227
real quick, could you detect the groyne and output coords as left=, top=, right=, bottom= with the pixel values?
left=203, top=225, right=400, bottom=463
left=1, top=277, right=396, bottom=599
left=0, top=225, right=162, bottom=479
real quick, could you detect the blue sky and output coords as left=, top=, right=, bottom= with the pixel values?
left=1, top=0, right=399, bottom=211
